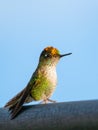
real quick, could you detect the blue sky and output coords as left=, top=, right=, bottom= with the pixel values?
left=0, top=0, right=98, bottom=107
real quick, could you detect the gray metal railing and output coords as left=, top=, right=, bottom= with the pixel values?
left=0, top=100, right=98, bottom=130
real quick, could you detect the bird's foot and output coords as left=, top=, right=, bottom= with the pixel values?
left=40, top=98, right=56, bottom=104
left=47, top=98, right=56, bottom=103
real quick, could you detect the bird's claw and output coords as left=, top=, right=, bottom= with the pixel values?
left=40, top=99, right=56, bottom=104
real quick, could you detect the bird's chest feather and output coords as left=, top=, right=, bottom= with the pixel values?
left=45, top=66, right=57, bottom=87
left=30, top=66, right=57, bottom=100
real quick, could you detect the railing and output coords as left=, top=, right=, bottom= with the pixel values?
left=0, top=100, right=98, bottom=130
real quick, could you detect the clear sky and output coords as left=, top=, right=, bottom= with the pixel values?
left=0, top=0, right=98, bottom=107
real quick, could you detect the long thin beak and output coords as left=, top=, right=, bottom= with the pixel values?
left=60, top=53, right=72, bottom=58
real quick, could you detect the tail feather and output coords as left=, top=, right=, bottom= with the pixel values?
left=4, top=89, right=25, bottom=108
left=4, top=83, right=32, bottom=119
left=9, top=102, right=18, bottom=112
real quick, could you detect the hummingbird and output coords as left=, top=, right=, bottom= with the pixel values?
left=4, top=46, right=72, bottom=119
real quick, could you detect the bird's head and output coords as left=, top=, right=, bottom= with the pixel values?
left=38, top=46, right=72, bottom=66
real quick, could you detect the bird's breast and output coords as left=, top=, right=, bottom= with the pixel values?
left=45, top=66, right=57, bottom=87
left=30, top=66, right=57, bottom=101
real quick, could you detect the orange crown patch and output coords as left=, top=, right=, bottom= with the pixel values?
left=44, top=46, right=60, bottom=56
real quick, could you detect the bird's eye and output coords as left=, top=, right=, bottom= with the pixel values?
left=44, top=53, right=50, bottom=58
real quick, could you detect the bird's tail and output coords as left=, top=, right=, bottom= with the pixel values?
left=4, top=83, right=32, bottom=119
left=4, top=89, right=24, bottom=111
